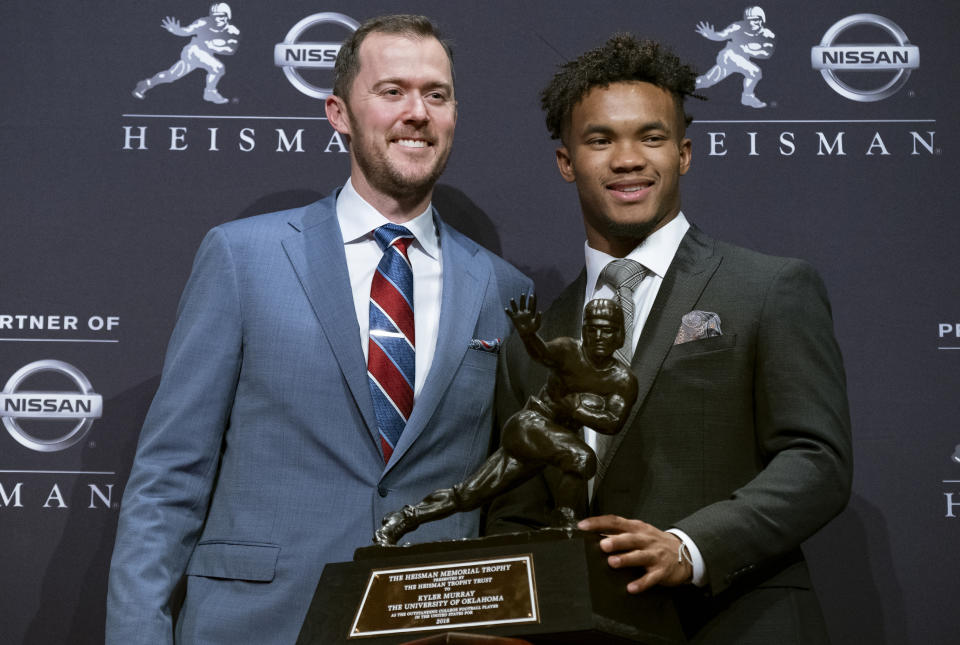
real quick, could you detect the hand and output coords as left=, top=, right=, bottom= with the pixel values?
left=505, top=293, right=541, bottom=336
left=578, top=515, right=692, bottom=593
left=695, top=21, right=716, bottom=39
left=161, top=17, right=181, bottom=33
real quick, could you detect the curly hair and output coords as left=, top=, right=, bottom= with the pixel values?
left=541, top=34, right=700, bottom=141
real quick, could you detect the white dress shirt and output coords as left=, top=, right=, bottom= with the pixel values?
left=582, top=212, right=690, bottom=349
left=336, top=178, right=442, bottom=399
left=581, top=212, right=707, bottom=586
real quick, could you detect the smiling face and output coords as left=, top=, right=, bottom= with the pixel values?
left=556, top=81, right=691, bottom=257
left=325, top=32, right=456, bottom=219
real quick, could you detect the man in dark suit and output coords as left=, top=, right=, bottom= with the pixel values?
left=486, top=34, right=852, bottom=644
left=107, top=15, right=530, bottom=645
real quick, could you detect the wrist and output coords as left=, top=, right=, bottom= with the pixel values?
left=666, top=528, right=706, bottom=586
left=675, top=538, right=695, bottom=584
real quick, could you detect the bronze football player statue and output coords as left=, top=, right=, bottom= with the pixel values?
left=374, top=294, right=638, bottom=546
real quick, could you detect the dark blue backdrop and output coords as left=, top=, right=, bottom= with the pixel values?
left=1, top=2, right=956, bottom=643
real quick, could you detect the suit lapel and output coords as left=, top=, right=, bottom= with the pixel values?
left=281, top=195, right=379, bottom=447
left=384, top=216, right=490, bottom=470
left=595, top=226, right=723, bottom=484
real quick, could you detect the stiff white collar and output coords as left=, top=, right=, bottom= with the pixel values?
left=336, top=177, right=440, bottom=260
left=584, top=212, right=690, bottom=294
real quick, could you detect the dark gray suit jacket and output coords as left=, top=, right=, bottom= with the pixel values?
left=487, top=225, right=852, bottom=644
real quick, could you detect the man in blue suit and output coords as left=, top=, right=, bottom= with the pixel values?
left=106, top=14, right=531, bottom=644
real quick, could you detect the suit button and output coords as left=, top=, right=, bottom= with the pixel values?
left=377, top=485, right=388, bottom=497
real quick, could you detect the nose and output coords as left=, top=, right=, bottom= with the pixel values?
left=610, top=141, right=646, bottom=173
left=403, top=93, right=430, bottom=126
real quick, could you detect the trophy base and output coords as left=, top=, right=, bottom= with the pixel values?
left=297, top=529, right=685, bottom=644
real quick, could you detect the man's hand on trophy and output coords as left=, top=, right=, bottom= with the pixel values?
left=506, top=293, right=542, bottom=336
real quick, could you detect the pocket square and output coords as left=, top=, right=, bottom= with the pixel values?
left=674, top=311, right=722, bottom=345
left=468, top=338, right=502, bottom=352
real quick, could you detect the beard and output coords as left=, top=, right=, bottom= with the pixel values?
left=602, top=217, right=662, bottom=244
left=347, top=114, right=451, bottom=203
left=586, top=207, right=672, bottom=248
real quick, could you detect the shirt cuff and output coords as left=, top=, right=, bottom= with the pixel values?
left=666, top=528, right=707, bottom=587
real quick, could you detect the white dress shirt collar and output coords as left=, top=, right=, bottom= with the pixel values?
left=584, top=212, right=690, bottom=296
left=336, top=177, right=440, bottom=259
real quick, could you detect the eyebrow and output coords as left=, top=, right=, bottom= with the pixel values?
left=372, top=78, right=454, bottom=94
left=579, top=119, right=672, bottom=137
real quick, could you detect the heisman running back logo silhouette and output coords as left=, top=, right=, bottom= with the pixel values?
left=132, top=3, right=240, bottom=104
left=694, top=6, right=775, bottom=108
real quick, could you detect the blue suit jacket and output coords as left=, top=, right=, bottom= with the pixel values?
left=106, top=193, right=532, bottom=644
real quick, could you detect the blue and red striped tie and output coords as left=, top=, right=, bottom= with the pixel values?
left=368, top=224, right=416, bottom=463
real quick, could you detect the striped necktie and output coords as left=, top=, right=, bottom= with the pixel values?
left=367, top=224, right=416, bottom=463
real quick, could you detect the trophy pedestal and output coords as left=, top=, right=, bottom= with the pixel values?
left=297, top=529, right=685, bottom=644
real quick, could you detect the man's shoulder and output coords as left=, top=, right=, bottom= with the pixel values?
left=723, top=241, right=816, bottom=279
left=716, top=237, right=786, bottom=265
left=692, top=229, right=826, bottom=300
left=213, top=196, right=335, bottom=240
left=439, top=221, right=530, bottom=285
left=484, top=248, right=530, bottom=285
left=694, top=227, right=811, bottom=275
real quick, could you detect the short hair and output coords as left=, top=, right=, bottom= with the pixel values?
left=584, top=298, right=624, bottom=330
left=541, top=34, right=700, bottom=142
left=333, top=14, right=454, bottom=100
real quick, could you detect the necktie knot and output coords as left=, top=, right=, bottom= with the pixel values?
left=594, top=258, right=646, bottom=368
left=599, top=258, right=646, bottom=294
left=374, top=224, right=414, bottom=254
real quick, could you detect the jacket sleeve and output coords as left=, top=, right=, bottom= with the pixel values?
left=105, top=227, right=243, bottom=644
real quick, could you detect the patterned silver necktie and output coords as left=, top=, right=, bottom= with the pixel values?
left=597, top=258, right=647, bottom=365
left=591, top=258, right=646, bottom=477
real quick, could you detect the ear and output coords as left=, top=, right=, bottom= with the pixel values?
left=325, top=95, right=351, bottom=136
left=555, top=145, right=576, bottom=183
left=678, top=137, right=692, bottom=176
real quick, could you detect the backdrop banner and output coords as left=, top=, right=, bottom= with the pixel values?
left=1, top=2, right=956, bottom=643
